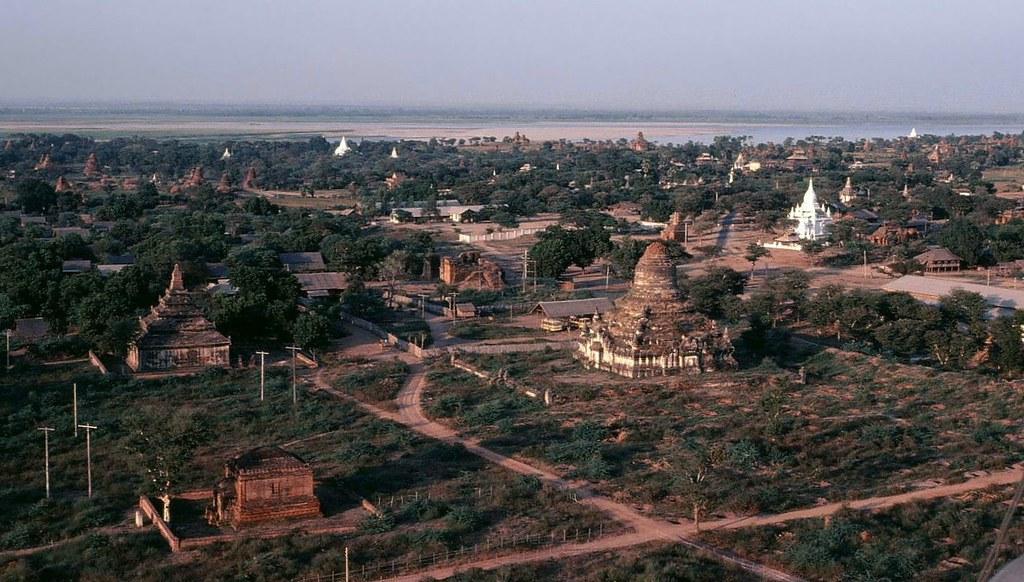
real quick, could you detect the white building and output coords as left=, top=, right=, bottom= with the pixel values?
left=838, top=176, right=855, bottom=204
left=788, top=179, right=832, bottom=240
left=908, top=128, right=919, bottom=139
left=390, top=147, right=399, bottom=159
left=334, top=136, right=351, bottom=157
left=221, top=148, right=232, bottom=160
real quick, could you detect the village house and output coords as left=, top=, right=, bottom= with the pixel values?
left=914, top=247, right=962, bottom=273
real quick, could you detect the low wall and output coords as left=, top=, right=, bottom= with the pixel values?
left=139, top=496, right=180, bottom=552
left=342, top=314, right=443, bottom=360
left=456, top=341, right=574, bottom=355
left=457, top=227, right=545, bottom=243
left=449, top=356, right=550, bottom=405
left=87, top=350, right=108, bottom=375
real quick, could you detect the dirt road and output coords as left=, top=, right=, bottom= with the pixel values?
left=315, top=336, right=1024, bottom=581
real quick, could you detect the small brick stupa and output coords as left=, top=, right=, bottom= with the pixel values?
left=576, top=241, right=735, bottom=378
left=127, top=264, right=231, bottom=372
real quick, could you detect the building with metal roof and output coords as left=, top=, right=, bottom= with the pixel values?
left=532, top=297, right=615, bottom=319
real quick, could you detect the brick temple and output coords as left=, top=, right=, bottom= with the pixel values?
left=207, top=447, right=321, bottom=528
left=126, top=264, right=231, bottom=372
left=576, top=241, right=735, bottom=378
left=440, top=251, right=504, bottom=290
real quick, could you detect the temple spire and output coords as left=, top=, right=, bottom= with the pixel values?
left=170, top=263, right=185, bottom=291
left=800, top=178, right=818, bottom=210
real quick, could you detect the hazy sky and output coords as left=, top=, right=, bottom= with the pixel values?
left=1, top=0, right=1020, bottom=113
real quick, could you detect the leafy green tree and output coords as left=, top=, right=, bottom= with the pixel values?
left=293, top=312, right=331, bottom=356
left=940, top=218, right=986, bottom=266
left=14, top=179, right=57, bottom=213
left=744, top=242, right=770, bottom=275
left=608, top=238, right=651, bottom=279
left=123, top=406, right=208, bottom=523
left=685, top=267, right=745, bottom=319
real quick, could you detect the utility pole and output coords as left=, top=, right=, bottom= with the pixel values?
left=255, top=351, right=269, bottom=401
left=285, top=346, right=301, bottom=405
left=448, top=292, right=459, bottom=321
left=863, top=250, right=868, bottom=279
left=38, top=426, right=54, bottom=499
left=344, top=546, right=350, bottom=582
left=4, top=328, right=9, bottom=371
left=605, top=265, right=610, bottom=290
left=79, top=423, right=97, bottom=498
left=73, top=383, right=78, bottom=437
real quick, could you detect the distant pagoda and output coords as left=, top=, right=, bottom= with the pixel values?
left=576, top=242, right=735, bottom=378
left=127, top=264, right=231, bottom=372
left=334, top=136, right=351, bottom=157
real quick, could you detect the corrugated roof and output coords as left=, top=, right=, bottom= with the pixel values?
left=914, top=247, right=961, bottom=264
left=534, top=297, right=615, bottom=318
left=294, top=272, right=348, bottom=292
left=279, top=252, right=325, bottom=272
left=882, top=275, right=1024, bottom=311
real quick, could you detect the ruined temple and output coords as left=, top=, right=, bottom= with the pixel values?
left=630, top=131, right=651, bottom=152
left=34, top=153, right=53, bottom=171
left=440, top=251, right=504, bottom=290
left=217, top=172, right=233, bottom=194
left=207, top=447, right=321, bottom=528
left=242, top=166, right=258, bottom=190
left=661, top=211, right=689, bottom=243
left=126, top=264, right=231, bottom=372
left=54, top=176, right=72, bottom=192
left=186, top=166, right=205, bottom=188
left=576, top=241, right=735, bottom=378
left=83, top=153, right=99, bottom=177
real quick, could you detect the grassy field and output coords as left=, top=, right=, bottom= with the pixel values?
left=422, top=346, right=1024, bottom=520
left=1, top=359, right=612, bottom=581
left=705, top=485, right=1024, bottom=581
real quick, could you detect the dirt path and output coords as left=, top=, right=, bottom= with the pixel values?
left=315, top=363, right=804, bottom=582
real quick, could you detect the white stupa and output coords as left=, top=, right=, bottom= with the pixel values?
left=788, top=178, right=832, bottom=240
left=221, top=148, right=232, bottom=160
left=334, top=136, right=351, bottom=157
left=390, top=146, right=399, bottom=159
left=838, top=176, right=855, bottom=204
left=908, top=128, right=919, bottom=139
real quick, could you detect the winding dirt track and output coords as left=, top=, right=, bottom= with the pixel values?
left=317, top=363, right=803, bottom=582
left=316, top=351, right=1023, bottom=581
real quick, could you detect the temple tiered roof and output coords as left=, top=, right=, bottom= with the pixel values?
left=576, top=242, right=734, bottom=377
left=135, top=264, right=230, bottom=351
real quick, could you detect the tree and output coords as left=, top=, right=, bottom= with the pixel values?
left=608, top=238, right=651, bottom=279
left=123, top=406, right=208, bottom=522
left=379, top=250, right=411, bottom=307
left=940, top=218, right=986, bottom=266
left=685, top=267, right=745, bottom=320
left=14, top=179, right=57, bottom=213
left=744, top=242, right=770, bottom=275
left=293, top=312, right=330, bottom=356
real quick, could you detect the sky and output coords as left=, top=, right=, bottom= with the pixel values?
left=0, top=0, right=1020, bottom=113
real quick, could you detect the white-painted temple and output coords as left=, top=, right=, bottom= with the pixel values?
left=221, top=148, right=232, bottom=160
left=390, top=147, right=399, bottom=159
left=788, top=179, right=832, bottom=240
left=334, top=136, right=351, bottom=157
